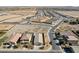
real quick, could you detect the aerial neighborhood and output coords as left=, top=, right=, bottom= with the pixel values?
left=0, top=7, right=79, bottom=53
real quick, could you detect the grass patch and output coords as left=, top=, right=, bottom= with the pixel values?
left=0, top=37, right=8, bottom=46
left=0, top=31, right=6, bottom=37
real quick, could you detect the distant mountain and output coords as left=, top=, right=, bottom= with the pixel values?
left=0, top=6, right=79, bottom=11
left=50, top=6, right=79, bottom=11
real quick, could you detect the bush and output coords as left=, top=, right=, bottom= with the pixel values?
left=69, top=21, right=77, bottom=25
left=64, top=20, right=68, bottom=23
left=39, top=46, right=44, bottom=49
left=76, top=31, right=79, bottom=34
left=0, top=37, right=8, bottom=46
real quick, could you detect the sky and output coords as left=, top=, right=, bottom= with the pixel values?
left=0, top=0, right=79, bottom=6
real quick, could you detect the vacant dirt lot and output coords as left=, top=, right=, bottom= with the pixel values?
left=0, top=24, right=15, bottom=31
left=56, top=23, right=72, bottom=32
left=0, top=14, right=22, bottom=21
left=0, top=8, right=37, bottom=22
left=31, top=16, right=52, bottom=23
left=5, top=9, right=37, bottom=16
left=56, top=11, right=79, bottom=18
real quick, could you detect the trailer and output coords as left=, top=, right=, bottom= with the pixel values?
left=39, top=33, right=43, bottom=45
left=10, top=33, right=22, bottom=44
left=20, top=33, right=32, bottom=44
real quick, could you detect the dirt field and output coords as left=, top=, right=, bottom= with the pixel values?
left=0, top=14, right=22, bottom=21
left=56, top=11, right=79, bottom=18
left=0, top=24, right=15, bottom=31
left=2, top=16, right=28, bottom=23
left=5, top=9, right=37, bottom=16
left=31, top=16, right=52, bottom=23
left=56, top=23, right=72, bottom=32
left=0, top=8, right=37, bottom=22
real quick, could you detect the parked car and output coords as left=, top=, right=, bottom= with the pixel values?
left=64, top=47, right=74, bottom=53
left=3, top=42, right=11, bottom=48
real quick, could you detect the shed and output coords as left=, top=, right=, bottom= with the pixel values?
left=10, top=33, right=22, bottom=44
left=67, top=36, right=78, bottom=45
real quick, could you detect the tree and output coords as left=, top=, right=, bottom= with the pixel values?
left=76, top=18, right=79, bottom=24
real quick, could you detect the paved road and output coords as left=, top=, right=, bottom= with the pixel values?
left=48, top=20, right=63, bottom=50
left=46, top=10, right=64, bottom=51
